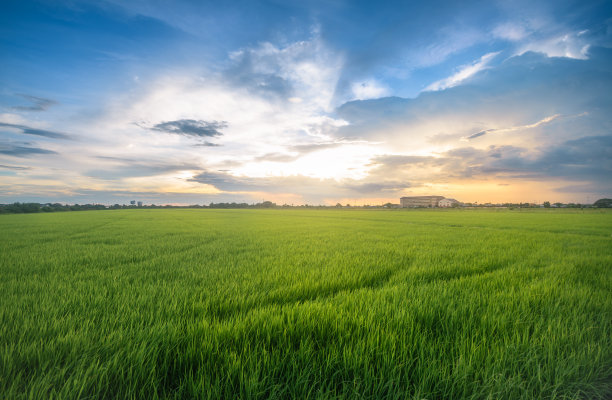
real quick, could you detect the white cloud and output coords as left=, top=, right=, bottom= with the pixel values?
left=518, top=31, right=591, bottom=59
left=0, top=32, right=363, bottom=202
left=70, top=32, right=362, bottom=187
left=425, top=51, right=500, bottom=92
left=0, top=113, right=30, bottom=125
left=228, top=34, right=344, bottom=112
left=463, top=114, right=563, bottom=140
left=519, top=114, right=561, bottom=129
left=493, top=22, right=529, bottom=41
left=6, top=15, right=608, bottom=205
left=350, top=79, right=390, bottom=101
left=413, top=26, right=484, bottom=68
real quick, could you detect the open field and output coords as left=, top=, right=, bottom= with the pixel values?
left=1, top=209, right=611, bottom=399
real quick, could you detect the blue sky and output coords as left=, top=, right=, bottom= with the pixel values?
left=1, top=0, right=611, bottom=205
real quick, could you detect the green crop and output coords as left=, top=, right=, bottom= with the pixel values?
left=1, top=209, right=611, bottom=399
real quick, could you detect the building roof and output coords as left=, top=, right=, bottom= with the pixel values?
left=400, top=196, right=444, bottom=200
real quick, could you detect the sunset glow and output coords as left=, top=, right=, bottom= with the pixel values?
left=1, top=1, right=611, bottom=205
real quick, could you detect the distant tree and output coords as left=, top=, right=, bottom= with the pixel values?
left=593, top=198, right=612, bottom=208
left=0, top=203, right=44, bottom=213
left=336, top=203, right=342, bottom=208
left=543, top=201, right=551, bottom=208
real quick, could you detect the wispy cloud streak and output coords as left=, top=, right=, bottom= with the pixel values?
left=463, top=114, right=563, bottom=140
left=150, top=119, right=227, bottom=137
left=0, top=122, right=72, bottom=140
left=425, top=52, right=500, bottom=92
left=0, top=144, right=57, bottom=156
left=11, top=94, right=57, bottom=112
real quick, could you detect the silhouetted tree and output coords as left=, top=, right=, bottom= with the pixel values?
left=593, top=198, right=612, bottom=208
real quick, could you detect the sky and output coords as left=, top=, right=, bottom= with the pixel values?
left=1, top=0, right=611, bottom=205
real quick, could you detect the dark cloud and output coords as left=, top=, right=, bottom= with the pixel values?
left=254, top=142, right=358, bottom=163
left=190, top=170, right=264, bottom=191
left=335, top=47, right=612, bottom=141
left=369, top=154, right=439, bottom=168
left=190, top=170, right=410, bottom=199
left=0, top=122, right=72, bottom=140
left=432, top=138, right=612, bottom=182
left=327, top=1, right=612, bottom=102
left=86, top=159, right=201, bottom=180
left=445, top=145, right=529, bottom=178
left=0, top=144, right=57, bottom=157
left=466, top=129, right=494, bottom=140
left=0, top=164, right=30, bottom=170
left=150, top=119, right=227, bottom=138
left=193, top=142, right=222, bottom=147
left=329, top=47, right=612, bottom=196
left=553, top=183, right=610, bottom=194
left=11, top=94, right=57, bottom=112
left=368, top=135, right=612, bottom=186
left=534, top=135, right=612, bottom=180
left=94, top=155, right=137, bottom=162
left=223, top=48, right=292, bottom=98
left=339, top=181, right=409, bottom=193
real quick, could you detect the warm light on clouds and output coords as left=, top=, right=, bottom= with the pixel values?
left=124, top=173, right=222, bottom=195
left=1, top=1, right=611, bottom=205
left=462, top=114, right=563, bottom=141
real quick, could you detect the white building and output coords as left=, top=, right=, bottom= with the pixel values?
left=400, top=196, right=445, bottom=208
left=439, top=198, right=459, bottom=207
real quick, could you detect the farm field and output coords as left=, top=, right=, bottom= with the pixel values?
left=1, top=209, right=611, bottom=399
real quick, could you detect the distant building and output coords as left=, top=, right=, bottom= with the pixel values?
left=137, top=201, right=143, bottom=207
left=130, top=200, right=136, bottom=205
left=400, top=196, right=445, bottom=208
left=439, top=198, right=459, bottom=207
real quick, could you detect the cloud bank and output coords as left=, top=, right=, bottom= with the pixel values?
left=0, top=122, right=71, bottom=140
left=11, top=94, right=57, bottom=112
left=2, top=1, right=612, bottom=204
left=150, top=119, right=227, bottom=138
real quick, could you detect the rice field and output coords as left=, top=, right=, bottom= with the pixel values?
left=1, top=208, right=611, bottom=399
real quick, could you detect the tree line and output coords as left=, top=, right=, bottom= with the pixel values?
left=0, top=203, right=109, bottom=214
left=0, top=201, right=280, bottom=214
left=1, top=199, right=611, bottom=214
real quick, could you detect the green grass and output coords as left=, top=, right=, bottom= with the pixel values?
left=1, top=209, right=611, bottom=399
